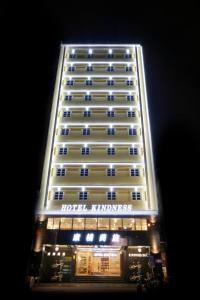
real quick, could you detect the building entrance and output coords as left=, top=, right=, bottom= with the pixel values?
left=75, top=246, right=121, bottom=277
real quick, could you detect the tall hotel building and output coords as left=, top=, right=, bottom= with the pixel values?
left=31, top=44, right=166, bottom=283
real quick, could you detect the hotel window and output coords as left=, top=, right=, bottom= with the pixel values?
left=107, top=128, right=115, bottom=135
left=107, top=192, right=116, bottom=200
left=107, top=80, right=114, bottom=86
left=63, top=111, right=71, bottom=117
left=69, top=53, right=76, bottom=58
left=107, top=95, right=114, bottom=101
left=81, top=147, right=90, bottom=155
left=61, top=128, right=69, bottom=135
left=59, top=147, right=67, bottom=155
left=127, top=95, right=134, bottom=101
left=125, top=53, right=132, bottom=59
left=132, top=192, right=141, bottom=200
left=85, top=94, right=92, bottom=101
left=127, top=111, right=135, bottom=118
left=127, top=80, right=133, bottom=86
left=80, top=168, right=88, bottom=176
left=79, top=192, right=88, bottom=200
left=54, top=191, right=64, bottom=200
left=129, top=128, right=136, bottom=135
left=67, top=80, right=74, bottom=86
left=126, top=66, right=133, bottom=72
left=60, top=218, right=72, bottom=230
left=87, top=65, right=93, bottom=71
left=73, top=218, right=85, bottom=229
left=107, top=66, right=114, bottom=72
left=86, top=79, right=92, bottom=85
left=123, top=218, right=135, bottom=230
left=107, top=110, right=115, bottom=117
left=110, top=218, right=122, bottom=230
left=82, top=128, right=90, bottom=135
left=68, top=66, right=75, bottom=72
left=56, top=168, right=66, bottom=176
left=107, top=147, right=115, bottom=155
left=135, top=218, right=147, bottom=230
left=108, top=53, right=114, bottom=59
left=65, top=95, right=72, bottom=101
left=85, top=218, right=97, bottom=230
left=83, top=111, right=91, bottom=117
left=98, top=218, right=109, bottom=230
left=47, top=218, right=60, bottom=230
left=129, top=147, right=138, bottom=155
left=107, top=168, right=115, bottom=176
left=130, top=169, right=140, bottom=176
left=88, top=53, right=94, bottom=58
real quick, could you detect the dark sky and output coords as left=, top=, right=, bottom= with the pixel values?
left=1, top=0, right=200, bottom=297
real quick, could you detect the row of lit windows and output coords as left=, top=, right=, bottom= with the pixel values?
left=62, top=110, right=136, bottom=118
left=53, top=191, right=141, bottom=201
left=55, top=168, right=140, bottom=177
left=58, top=147, right=138, bottom=155
left=60, top=128, right=137, bottom=136
left=66, top=79, right=133, bottom=86
left=69, top=54, right=132, bottom=59
left=47, top=217, right=147, bottom=231
left=64, top=95, right=134, bottom=101
left=67, top=66, right=133, bottom=72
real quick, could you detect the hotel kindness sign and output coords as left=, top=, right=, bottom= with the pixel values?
left=61, top=204, right=133, bottom=214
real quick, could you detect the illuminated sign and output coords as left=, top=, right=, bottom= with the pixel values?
left=128, top=253, right=149, bottom=257
left=72, top=232, right=121, bottom=244
left=61, top=204, right=132, bottom=213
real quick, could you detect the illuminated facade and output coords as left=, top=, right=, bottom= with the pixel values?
left=31, top=44, right=166, bottom=283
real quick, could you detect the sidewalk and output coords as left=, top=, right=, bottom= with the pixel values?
left=31, top=282, right=138, bottom=294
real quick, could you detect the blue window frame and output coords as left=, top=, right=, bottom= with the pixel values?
left=125, top=53, right=132, bottom=59
left=127, top=111, right=135, bottom=118
left=107, top=111, right=115, bottom=117
left=81, top=147, right=90, bottom=155
left=65, top=95, right=72, bottom=101
left=80, top=169, right=88, bottom=176
left=129, top=128, right=136, bottom=136
left=61, top=128, right=69, bottom=135
left=87, top=66, right=93, bottom=71
left=107, top=192, right=116, bottom=200
left=107, top=169, right=115, bottom=176
left=132, top=192, right=141, bottom=200
left=83, top=128, right=90, bottom=135
left=129, top=147, right=138, bottom=155
left=126, top=66, right=133, bottom=72
left=56, top=168, right=65, bottom=176
left=107, top=80, right=114, bottom=86
left=107, top=66, right=114, bottom=72
left=127, top=80, right=133, bottom=86
left=63, top=111, right=71, bottom=117
left=83, top=111, right=91, bottom=117
left=79, top=191, right=88, bottom=200
left=107, top=147, right=115, bottom=155
left=68, top=66, right=75, bottom=72
left=54, top=191, right=64, bottom=200
left=59, top=147, right=67, bottom=155
left=107, top=95, right=114, bottom=101
left=67, top=80, right=74, bottom=86
left=86, top=80, right=92, bottom=86
left=85, top=95, right=92, bottom=101
left=127, top=95, right=134, bottom=101
left=131, top=169, right=140, bottom=176
left=107, top=128, right=115, bottom=135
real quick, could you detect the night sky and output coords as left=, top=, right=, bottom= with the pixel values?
left=1, top=1, right=200, bottom=297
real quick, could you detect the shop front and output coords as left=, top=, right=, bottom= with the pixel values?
left=40, top=229, right=153, bottom=283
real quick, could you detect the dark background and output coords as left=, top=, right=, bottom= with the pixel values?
left=1, top=0, right=199, bottom=298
